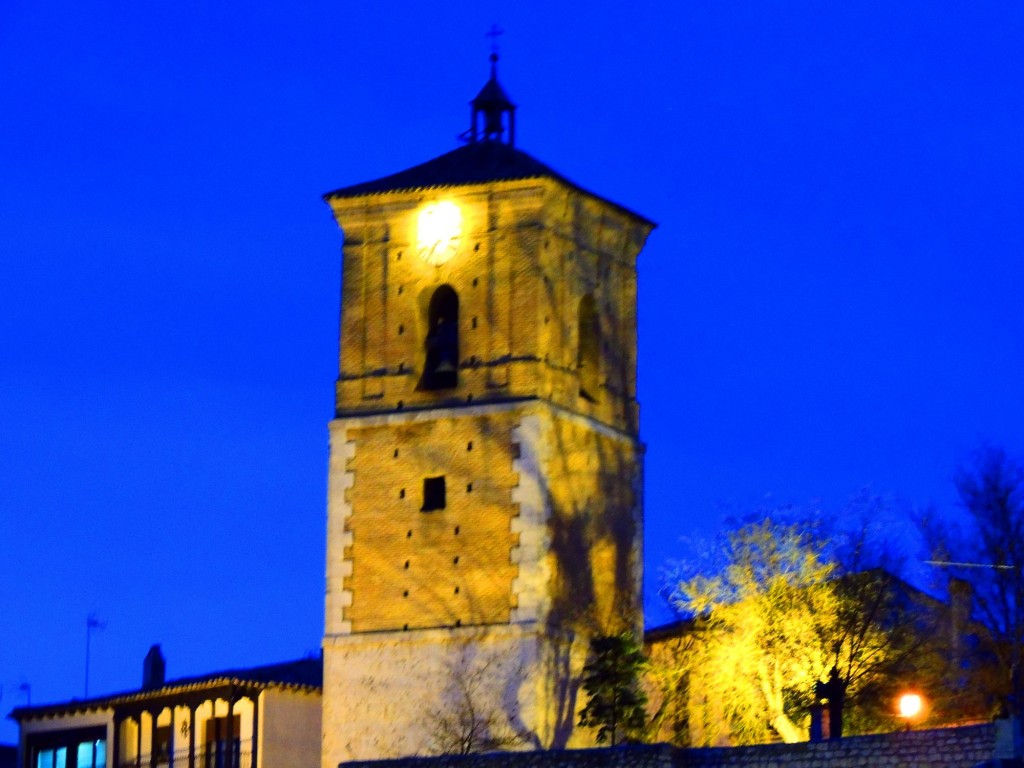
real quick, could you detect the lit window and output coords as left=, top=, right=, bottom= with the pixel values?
left=32, top=733, right=103, bottom=768
left=36, top=747, right=69, bottom=768
left=77, top=741, right=105, bottom=768
left=36, top=748, right=60, bottom=768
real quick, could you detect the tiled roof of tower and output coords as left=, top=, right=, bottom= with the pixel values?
left=323, top=142, right=565, bottom=198
left=323, top=141, right=655, bottom=227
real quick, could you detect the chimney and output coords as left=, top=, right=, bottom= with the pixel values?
left=143, top=645, right=166, bottom=690
left=949, top=577, right=972, bottom=661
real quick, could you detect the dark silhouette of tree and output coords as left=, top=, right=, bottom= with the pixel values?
left=578, top=633, right=648, bottom=746
left=426, top=652, right=525, bottom=755
left=923, top=446, right=1024, bottom=718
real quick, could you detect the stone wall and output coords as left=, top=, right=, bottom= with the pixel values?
left=321, top=625, right=546, bottom=766
left=341, top=744, right=678, bottom=768
left=681, top=724, right=996, bottom=768
left=338, top=724, right=1000, bottom=768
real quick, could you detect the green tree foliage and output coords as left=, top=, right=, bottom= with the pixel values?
left=661, top=509, right=928, bottom=746
left=579, top=633, right=648, bottom=746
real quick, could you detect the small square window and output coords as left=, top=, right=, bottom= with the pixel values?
left=422, top=476, right=446, bottom=512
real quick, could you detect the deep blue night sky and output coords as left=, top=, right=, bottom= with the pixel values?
left=2, top=1, right=1023, bottom=744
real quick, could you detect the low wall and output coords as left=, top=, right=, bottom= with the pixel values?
left=341, top=723, right=1000, bottom=768
left=681, top=723, right=997, bottom=768
left=343, top=744, right=676, bottom=768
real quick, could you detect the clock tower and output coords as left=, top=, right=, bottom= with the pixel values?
left=320, top=58, right=654, bottom=765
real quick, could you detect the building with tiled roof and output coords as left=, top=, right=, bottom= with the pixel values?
left=10, top=647, right=320, bottom=768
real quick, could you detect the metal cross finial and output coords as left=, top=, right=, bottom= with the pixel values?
left=486, top=24, right=503, bottom=56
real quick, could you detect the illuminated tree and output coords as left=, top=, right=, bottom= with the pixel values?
left=662, top=509, right=925, bottom=745
left=579, top=633, right=648, bottom=745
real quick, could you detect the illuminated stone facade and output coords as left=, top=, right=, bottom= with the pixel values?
left=321, top=77, right=653, bottom=765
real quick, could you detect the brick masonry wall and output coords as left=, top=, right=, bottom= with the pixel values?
left=341, top=409, right=521, bottom=632
left=326, top=179, right=650, bottom=436
left=322, top=170, right=652, bottom=765
left=542, top=409, right=643, bottom=636
left=321, top=401, right=643, bottom=766
left=337, top=725, right=998, bottom=768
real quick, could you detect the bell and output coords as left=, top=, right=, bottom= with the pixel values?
left=484, top=112, right=504, bottom=140
left=434, top=359, right=456, bottom=374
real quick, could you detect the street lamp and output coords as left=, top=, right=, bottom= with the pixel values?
left=899, top=693, right=922, bottom=718
left=897, top=692, right=924, bottom=732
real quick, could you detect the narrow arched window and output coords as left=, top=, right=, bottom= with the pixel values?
left=421, top=285, right=459, bottom=390
left=577, top=293, right=599, bottom=401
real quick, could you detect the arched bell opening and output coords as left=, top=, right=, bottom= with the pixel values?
left=577, top=293, right=599, bottom=402
left=420, top=285, right=459, bottom=391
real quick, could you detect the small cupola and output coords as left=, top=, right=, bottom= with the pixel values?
left=469, top=53, right=516, bottom=146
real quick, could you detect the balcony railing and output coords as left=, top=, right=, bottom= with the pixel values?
left=119, top=746, right=253, bottom=768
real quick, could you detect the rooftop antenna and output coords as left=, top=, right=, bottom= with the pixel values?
left=84, top=613, right=106, bottom=697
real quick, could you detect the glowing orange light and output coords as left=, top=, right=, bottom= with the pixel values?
left=898, top=693, right=923, bottom=719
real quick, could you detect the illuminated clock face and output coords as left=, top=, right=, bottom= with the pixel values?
left=416, top=201, right=462, bottom=265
